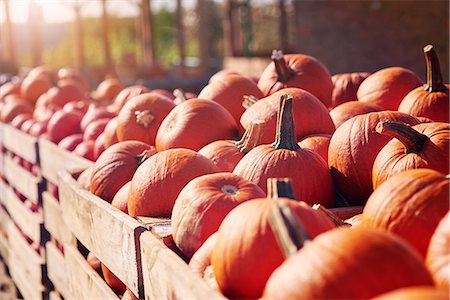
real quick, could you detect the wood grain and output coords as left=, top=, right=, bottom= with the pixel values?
left=3, top=154, right=40, bottom=203
left=46, top=242, right=71, bottom=299
left=2, top=125, right=38, bottom=164
left=42, top=191, right=75, bottom=245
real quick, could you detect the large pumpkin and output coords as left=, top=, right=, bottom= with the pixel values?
left=328, top=111, right=420, bottom=205
left=373, top=286, right=449, bottom=300
left=171, top=172, right=265, bottom=259
left=90, top=141, right=155, bottom=203
left=263, top=227, right=434, bottom=299
left=234, top=95, right=335, bottom=207
left=426, top=211, right=450, bottom=292
left=372, top=121, right=449, bottom=188
left=155, top=99, right=239, bottom=152
left=112, top=85, right=150, bottom=114
left=103, top=117, right=119, bottom=148
left=128, top=148, right=219, bottom=218
left=330, top=72, right=370, bottom=108
left=399, top=45, right=449, bottom=122
left=357, top=67, right=423, bottom=110
left=329, top=100, right=383, bottom=128
left=257, top=50, right=333, bottom=108
left=362, top=169, right=449, bottom=257
left=241, top=87, right=335, bottom=144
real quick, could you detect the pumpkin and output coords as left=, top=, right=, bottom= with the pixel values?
left=90, top=141, right=155, bottom=203
left=241, top=87, right=335, bottom=144
left=111, top=181, right=131, bottom=214
left=357, top=67, right=423, bottom=110
left=426, top=211, right=450, bottom=292
left=329, top=100, right=383, bottom=128
left=128, top=148, right=219, bottom=218
left=57, top=67, right=90, bottom=92
left=172, top=172, right=265, bottom=259
left=211, top=179, right=335, bottom=299
left=257, top=50, right=333, bottom=108
left=86, top=252, right=102, bottom=275
left=198, top=121, right=264, bottom=172
left=47, top=110, right=83, bottom=144
left=328, top=111, right=420, bottom=205
left=83, top=118, right=110, bottom=141
left=0, top=82, right=20, bottom=100
left=103, top=117, right=119, bottom=148
left=298, top=133, right=331, bottom=164
left=362, top=169, right=449, bottom=257
left=116, top=93, right=175, bottom=145
left=399, top=45, right=449, bottom=122
left=80, top=104, right=116, bottom=132
left=0, top=99, right=34, bottom=123
left=10, top=113, right=32, bottom=129
left=73, top=140, right=95, bottom=161
left=101, top=264, right=126, bottom=295
left=234, top=94, right=335, bottom=207
left=20, top=72, right=52, bottom=104
left=372, top=121, right=449, bottom=188
left=373, top=286, right=449, bottom=300
left=39, top=82, right=86, bottom=109
left=112, top=85, right=150, bottom=114
left=58, top=134, right=83, bottom=151
left=331, top=72, right=370, bottom=108
left=77, top=166, right=93, bottom=191
left=155, top=99, right=239, bottom=152
left=189, top=233, right=218, bottom=280
left=63, top=100, right=89, bottom=114
left=208, top=69, right=240, bottom=83
left=91, top=77, right=123, bottom=102
left=29, top=120, right=48, bottom=137
left=93, top=133, right=106, bottom=160
left=197, top=74, right=264, bottom=125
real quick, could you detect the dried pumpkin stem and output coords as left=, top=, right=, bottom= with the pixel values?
left=267, top=178, right=296, bottom=200
left=136, top=149, right=155, bottom=166
left=271, top=49, right=295, bottom=83
left=376, top=120, right=428, bottom=154
left=272, top=94, right=300, bottom=150
left=269, top=201, right=311, bottom=259
left=173, top=88, right=187, bottom=105
left=312, top=204, right=346, bottom=227
left=242, top=95, right=260, bottom=109
left=235, top=121, right=264, bottom=153
left=424, top=45, right=446, bottom=92
left=135, top=110, right=154, bottom=128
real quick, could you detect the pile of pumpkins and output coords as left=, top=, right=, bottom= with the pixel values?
left=0, top=44, right=448, bottom=299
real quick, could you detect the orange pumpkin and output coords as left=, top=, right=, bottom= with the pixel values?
left=373, top=286, right=449, bottom=300
left=188, top=232, right=218, bottom=280
left=112, top=85, right=150, bottom=114
left=101, top=264, right=126, bottom=295
left=362, top=169, right=449, bottom=257
left=111, top=181, right=131, bottom=214
left=128, top=148, right=219, bottom=218
left=20, top=72, right=52, bottom=104
left=372, top=121, right=449, bottom=188
left=91, top=77, right=123, bottom=102
left=298, top=133, right=331, bottom=164
left=329, top=100, right=383, bottom=128
left=103, top=117, right=119, bottom=148
left=0, top=99, right=34, bottom=123
left=331, top=72, right=370, bottom=108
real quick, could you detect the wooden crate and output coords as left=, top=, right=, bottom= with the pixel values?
left=0, top=205, right=10, bottom=264
left=42, top=191, right=75, bottom=245
left=2, top=124, right=38, bottom=166
left=45, top=241, right=71, bottom=300
left=58, top=169, right=147, bottom=298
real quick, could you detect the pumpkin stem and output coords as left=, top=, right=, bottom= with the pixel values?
left=424, top=45, right=446, bottom=92
left=173, top=88, right=187, bottom=105
left=272, top=50, right=295, bottom=83
left=242, top=95, right=260, bottom=109
left=267, top=178, right=296, bottom=200
left=272, top=94, right=300, bottom=150
left=312, top=204, right=346, bottom=227
left=269, top=201, right=311, bottom=259
left=135, top=149, right=155, bottom=166
left=235, top=121, right=264, bottom=153
left=376, top=120, right=428, bottom=154
left=135, top=110, right=155, bottom=128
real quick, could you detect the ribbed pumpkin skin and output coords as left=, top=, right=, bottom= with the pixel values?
left=257, top=54, right=333, bottom=107
left=116, top=93, right=175, bottom=145
left=357, top=67, right=423, bottom=110
left=103, top=117, right=119, bottom=148
left=240, top=88, right=335, bottom=144
left=90, top=141, right=155, bottom=203
left=372, top=122, right=450, bottom=189
left=128, top=149, right=219, bottom=218
left=211, top=198, right=335, bottom=299
left=263, top=228, right=434, bottom=300
left=112, top=85, right=150, bottom=114
left=234, top=145, right=334, bottom=206
left=328, top=111, right=420, bottom=205
left=155, top=99, right=239, bottom=152
left=362, top=169, right=449, bottom=257
left=298, top=133, right=331, bottom=164
left=331, top=72, right=370, bottom=108
left=172, top=172, right=265, bottom=259
left=198, top=140, right=242, bottom=172
left=373, top=286, right=449, bottom=300
left=197, top=74, right=264, bottom=125
left=111, top=181, right=131, bottom=214
left=426, top=212, right=450, bottom=292
left=329, top=101, right=383, bottom=128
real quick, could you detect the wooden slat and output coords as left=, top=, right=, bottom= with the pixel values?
left=65, top=245, right=119, bottom=300
left=0, top=231, right=9, bottom=264
left=2, top=124, right=38, bottom=164
left=46, top=242, right=71, bottom=299
left=59, top=170, right=146, bottom=298
left=140, top=231, right=225, bottom=300
left=0, top=151, right=4, bottom=176
left=43, top=191, right=74, bottom=244
left=5, top=184, right=43, bottom=243
left=8, top=224, right=45, bottom=300
left=0, top=180, right=7, bottom=206
left=39, top=138, right=93, bottom=185
left=329, top=206, right=364, bottom=220
left=3, top=155, right=40, bottom=203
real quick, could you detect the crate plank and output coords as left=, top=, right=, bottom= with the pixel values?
left=5, top=184, right=43, bottom=243
left=43, top=191, right=74, bottom=244
left=65, top=245, right=119, bottom=300
left=0, top=151, right=4, bottom=176
left=2, top=125, right=38, bottom=164
left=59, top=170, right=146, bottom=298
left=0, top=231, right=8, bottom=264
left=46, top=242, right=71, bottom=299
left=0, top=180, right=7, bottom=206
left=3, top=155, right=40, bottom=203
left=140, top=231, right=225, bottom=300
left=39, top=138, right=93, bottom=185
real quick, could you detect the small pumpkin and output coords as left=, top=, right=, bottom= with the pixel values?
left=111, top=181, right=131, bottom=214
left=362, top=169, right=449, bottom=257
left=112, top=85, right=150, bottom=114
left=58, top=134, right=83, bottom=151
left=47, top=110, right=83, bottom=144
left=80, top=104, right=116, bottom=132
left=73, top=140, right=96, bottom=161
left=372, top=121, right=449, bottom=188
left=20, top=72, right=52, bottom=104
left=0, top=99, right=34, bottom=123
left=83, top=118, right=110, bottom=141
left=329, top=100, right=383, bottom=128
left=373, top=286, right=449, bottom=300
left=399, top=45, right=449, bottom=122
left=298, top=133, right=331, bottom=164
left=331, top=72, right=370, bottom=108
left=101, top=264, right=126, bottom=295
left=91, top=77, right=123, bottom=102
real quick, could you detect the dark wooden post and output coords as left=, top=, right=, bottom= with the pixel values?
left=2, top=0, right=15, bottom=66
left=140, top=0, right=156, bottom=67
left=29, top=0, right=43, bottom=66
left=176, top=0, right=186, bottom=68
left=278, top=0, right=289, bottom=51
left=292, top=0, right=301, bottom=52
left=73, top=1, right=85, bottom=68
left=232, top=1, right=243, bottom=56
left=222, top=0, right=234, bottom=57
left=197, top=0, right=210, bottom=72
left=100, top=0, right=113, bottom=71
